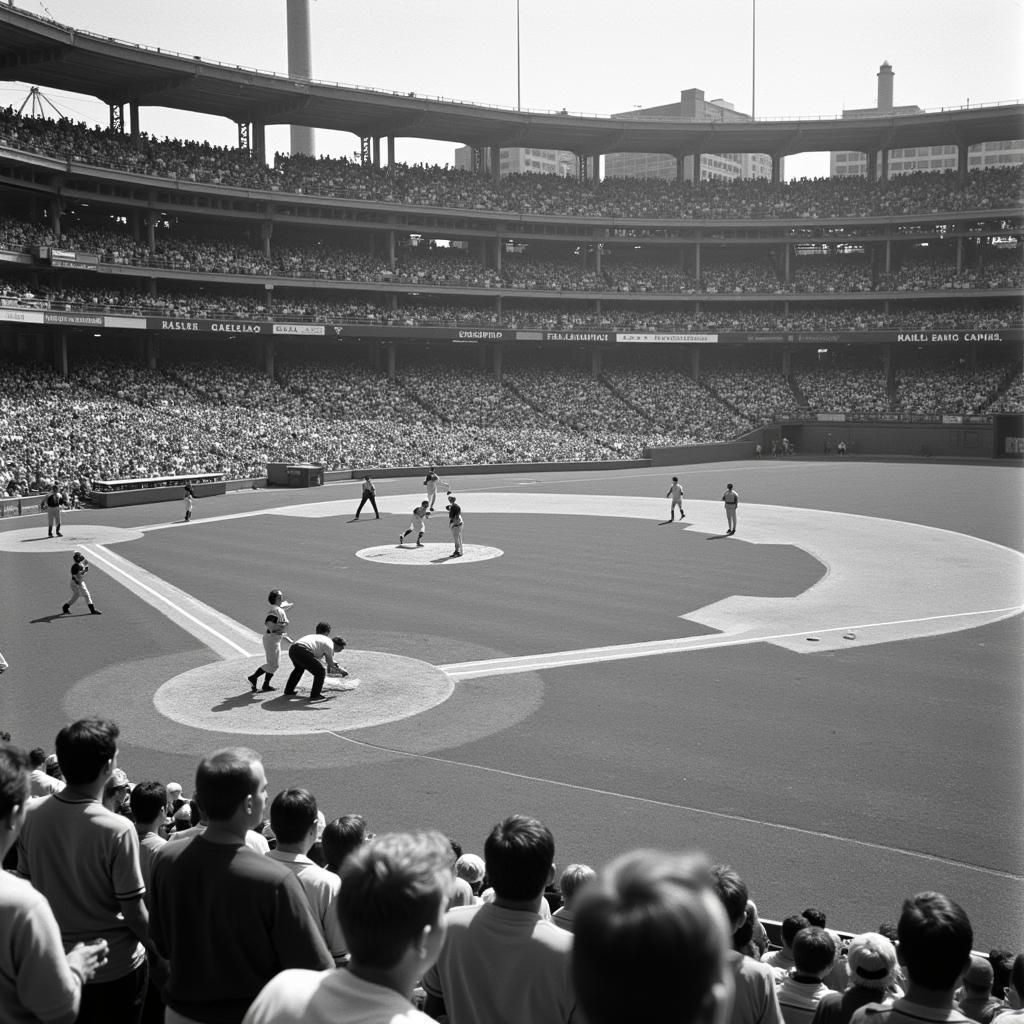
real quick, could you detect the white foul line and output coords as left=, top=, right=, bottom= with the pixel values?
left=79, top=544, right=256, bottom=658
left=439, top=605, right=1024, bottom=679
left=318, top=729, right=1022, bottom=882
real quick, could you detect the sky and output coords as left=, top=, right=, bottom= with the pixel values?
left=2, top=0, right=1022, bottom=180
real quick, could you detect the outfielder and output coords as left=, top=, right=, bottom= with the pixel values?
left=722, top=483, right=739, bottom=535
left=248, top=589, right=293, bottom=692
left=62, top=552, right=102, bottom=615
left=183, top=481, right=195, bottom=522
left=666, top=477, right=686, bottom=521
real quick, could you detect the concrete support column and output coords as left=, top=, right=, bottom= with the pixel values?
left=880, top=149, right=890, bottom=183
left=494, top=344, right=503, bottom=381
left=771, top=154, right=782, bottom=184
left=781, top=348, right=791, bottom=377
left=129, top=102, right=140, bottom=144
left=594, top=298, right=601, bottom=315
left=49, top=198, right=61, bottom=239
left=130, top=210, right=141, bottom=242
left=260, top=220, right=273, bottom=259
left=387, top=344, right=396, bottom=378
left=372, top=137, right=381, bottom=168
left=783, top=243, right=791, bottom=283
left=35, top=334, right=46, bottom=362
left=387, top=230, right=396, bottom=269
left=146, top=213, right=156, bottom=252
left=955, top=236, right=963, bottom=273
left=691, top=346, right=700, bottom=381
left=387, top=136, right=395, bottom=168
left=885, top=239, right=892, bottom=274
left=478, top=345, right=487, bottom=369
left=957, top=142, right=969, bottom=184
left=494, top=236, right=503, bottom=272
left=866, top=151, right=878, bottom=181
left=591, top=349, right=602, bottom=378
left=490, top=145, right=501, bottom=183
left=264, top=337, right=275, bottom=378
left=676, top=153, right=685, bottom=184
left=146, top=335, right=158, bottom=370
left=495, top=295, right=502, bottom=321
left=254, top=122, right=267, bottom=163
left=694, top=242, right=701, bottom=281
left=691, top=152, right=703, bottom=182
left=57, top=331, right=68, bottom=379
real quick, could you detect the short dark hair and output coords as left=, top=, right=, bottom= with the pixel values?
left=484, top=814, right=555, bottom=901
left=28, top=747, right=47, bottom=769
left=0, top=743, right=30, bottom=818
left=709, top=864, right=748, bottom=928
left=270, top=788, right=318, bottom=845
left=573, top=850, right=727, bottom=1024
left=802, top=907, right=827, bottom=928
left=338, top=831, right=453, bottom=969
left=129, top=781, right=167, bottom=824
left=315, top=621, right=332, bottom=635
left=782, top=913, right=812, bottom=945
left=1010, top=953, right=1024, bottom=999
left=194, top=748, right=261, bottom=822
left=54, top=719, right=118, bottom=785
left=793, top=926, right=836, bottom=975
left=897, top=892, right=973, bottom=991
left=322, top=814, right=367, bottom=872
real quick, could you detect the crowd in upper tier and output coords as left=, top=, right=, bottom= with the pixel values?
left=0, top=350, right=1019, bottom=492
left=2, top=106, right=1023, bottom=219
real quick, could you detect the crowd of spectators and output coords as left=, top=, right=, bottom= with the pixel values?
left=2, top=349, right=1020, bottom=492
left=3, top=213, right=1020, bottom=298
left=2, top=106, right=1023, bottom=220
left=2, top=723, right=1022, bottom=1024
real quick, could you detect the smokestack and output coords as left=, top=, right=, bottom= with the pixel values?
left=286, top=0, right=315, bottom=156
left=877, top=61, right=894, bottom=111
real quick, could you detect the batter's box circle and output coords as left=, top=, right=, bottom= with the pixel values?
left=357, top=543, right=503, bottom=566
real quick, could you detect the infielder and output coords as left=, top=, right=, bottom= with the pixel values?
left=399, top=502, right=431, bottom=547
left=447, top=494, right=464, bottom=557
left=424, top=468, right=449, bottom=511
left=41, top=484, right=66, bottom=537
left=666, top=477, right=686, bottom=521
left=62, top=552, right=102, bottom=615
left=248, top=589, right=293, bottom=693
left=722, top=483, right=739, bottom=535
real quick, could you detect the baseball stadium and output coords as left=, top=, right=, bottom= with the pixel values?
left=0, top=3, right=1022, bottom=1020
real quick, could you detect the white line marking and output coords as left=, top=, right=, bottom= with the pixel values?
left=80, top=544, right=257, bottom=658
left=439, top=606, right=1024, bottom=678
left=317, top=729, right=1022, bottom=882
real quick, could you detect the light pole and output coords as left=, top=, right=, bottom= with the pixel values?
left=751, top=0, right=756, bottom=119
left=516, top=0, right=521, bottom=112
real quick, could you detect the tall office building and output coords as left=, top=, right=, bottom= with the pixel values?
left=831, top=62, right=1023, bottom=177
left=604, top=89, right=775, bottom=183
left=454, top=146, right=578, bottom=178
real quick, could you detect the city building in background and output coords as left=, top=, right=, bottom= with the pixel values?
left=454, top=146, right=579, bottom=178
left=831, top=62, right=1024, bottom=177
left=604, top=89, right=776, bottom=183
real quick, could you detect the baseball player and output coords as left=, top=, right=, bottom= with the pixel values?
left=41, top=483, right=66, bottom=537
left=423, top=468, right=449, bottom=511
left=722, top=483, right=739, bottom=535
left=447, top=494, right=464, bottom=557
left=183, top=481, right=195, bottom=522
left=248, top=589, right=294, bottom=693
left=62, top=552, right=102, bottom=615
left=666, top=476, right=685, bottom=521
left=399, top=502, right=431, bottom=547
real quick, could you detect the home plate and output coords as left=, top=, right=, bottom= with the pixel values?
left=326, top=676, right=360, bottom=691
left=357, top=543, right=503, bottom=565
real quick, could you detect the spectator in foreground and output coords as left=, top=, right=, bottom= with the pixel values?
left=265, top=788, right=348, bottom=965
left=0, top=742, right=109, bottom=1024
left=16, top=719, right=159, bottom=1024
left=762, top=914, right=812, bottom=978
left=849, top=892, right=974, bottom=1024
left=812, top=933, right=899, bottom=1024
left=551, top=863, right=597, bottom=933
left=710, top=864, right=785, bottom=1024
left=27, top=746, right=64, bottom=798
left=992, top=954, right=1024, bottom=1024
left=571, top=849, right=732, bottom=1024
left=422, top=813, right=576, bottom=1024
left=777, top=927, right=837, bottom=1024
left=242, top=831, right=453, bottom=1024
left=959, top=955, right=1008, bottom=1024
left=320, top=812, right=369, bottom=874
left=148, top=747, right=333, bottom=1024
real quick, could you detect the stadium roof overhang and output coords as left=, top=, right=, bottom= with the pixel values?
left=2, top=6, right=1022, bottom=158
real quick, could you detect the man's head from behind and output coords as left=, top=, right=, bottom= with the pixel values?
left=322, top=813, right=368, bottom=872
left=897, top=892, right=973, bottom=993
left=484, top=814, right=555, bottom=902
left=709, top=863, right=748, bottom=932
left=781, top=914, right=811, bottom=949
left=792, top=926, right=836, bottom=978
left=337, top=831, right=453, bottom=972
left=194, top=747, right=265, bottom=827
left=270, top=787, right=318, bottom=849
left=573, top=850, right=732, bottom=1024
left=0, top=743, right=30, bottom=833
left=54, top=718, right=119, bottom=786
left=129, top=781, right=167, bottom=828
